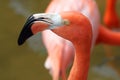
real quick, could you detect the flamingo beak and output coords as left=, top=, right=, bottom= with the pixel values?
left=17, top=15, right=52, bottom=45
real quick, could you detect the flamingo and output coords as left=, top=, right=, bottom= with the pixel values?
left=42, top=0, right=120, bottom=79
left=19, top=0, right=100, bottom=80
left=103, top=0, right=120, bottom=75
left=18, top=0, right=120, bottom=80
left=40, top=0, right=99, bottom=80
left=17, top=11, right=120, bottom=80
left=103, top=0, right=120, bottom=59
left=103, top=0, right=120, bottom=29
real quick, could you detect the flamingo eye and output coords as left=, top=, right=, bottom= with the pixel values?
left=63, top=19, right=70, bottom=25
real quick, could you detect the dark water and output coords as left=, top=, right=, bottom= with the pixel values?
left=0, top=0, right=120, bottom=80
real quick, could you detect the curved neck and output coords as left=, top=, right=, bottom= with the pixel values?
left=66, top=12, right=92, bottom=80
left=68, top=41, right=91, bottom=80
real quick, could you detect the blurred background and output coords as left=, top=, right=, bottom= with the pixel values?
left=0, top=0, right=120, bottom=80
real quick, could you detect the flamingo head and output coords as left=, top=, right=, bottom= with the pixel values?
left=18, top=13, right=69, bottom=45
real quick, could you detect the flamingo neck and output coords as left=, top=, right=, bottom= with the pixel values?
left=106, top=0, right=116, bottom=11
left=68, top=42, right=91, bottom=80
left=59, top=12, right=92, bottom=80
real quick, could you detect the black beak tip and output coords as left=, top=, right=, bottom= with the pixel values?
left=17, top=30, right=33, bottom=46
left=17, top=15, right=35, bottom=46
left=18, top=38, right=24, bottom=46
left=18, top=41, right=22, bottom=45
left=17, top=35, right=26, bottom=46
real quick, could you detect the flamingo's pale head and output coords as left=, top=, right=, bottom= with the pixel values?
left=18, top=13, right=69, bottom=45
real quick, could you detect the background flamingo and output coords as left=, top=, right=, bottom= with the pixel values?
left=103, top=0, right=120, bottom=76
left=103, top=0, right=120, bottom=29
